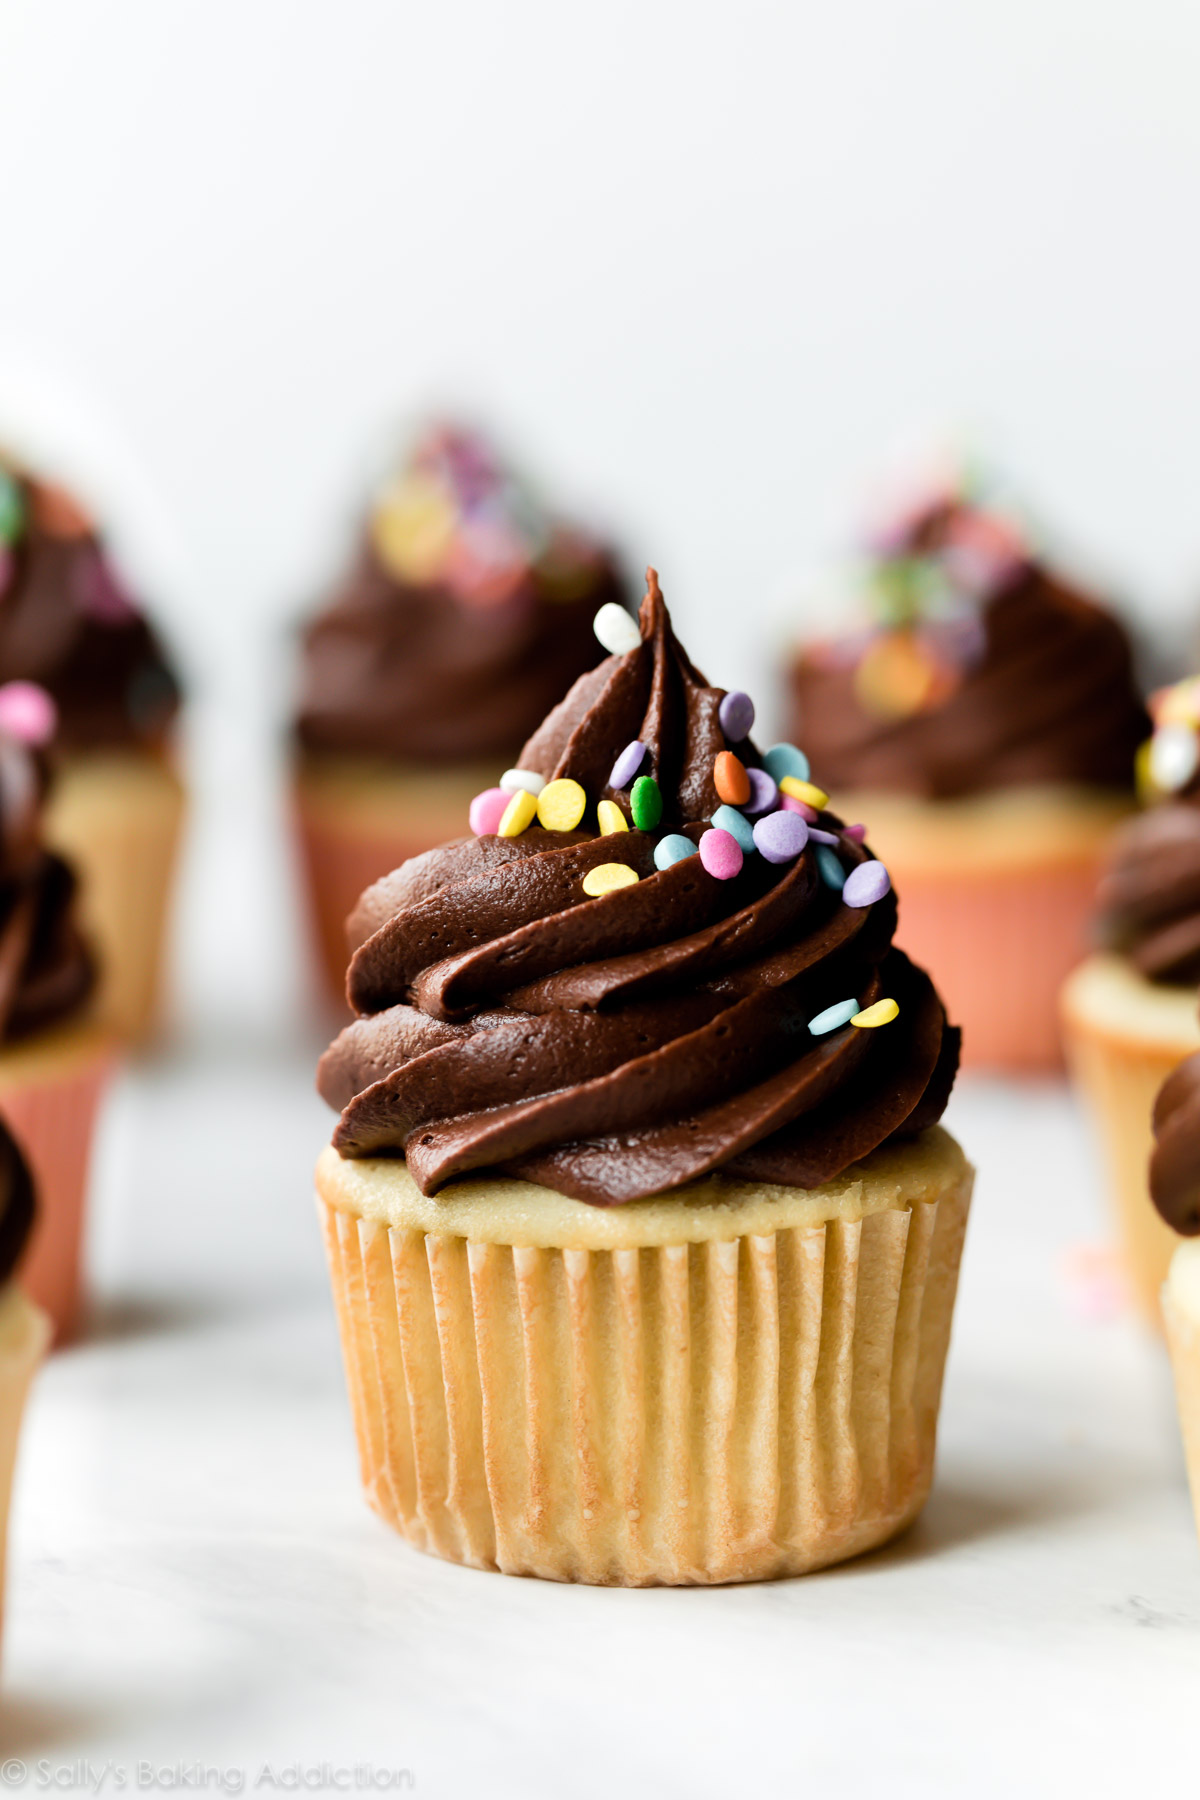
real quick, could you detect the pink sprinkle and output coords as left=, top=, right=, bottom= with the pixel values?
left=469, top=786, right=509, bottom=836
left=699, top=826, right=743, bottom=880
left=0, top=681, right=57, bottom=747
left=780, top=795, right=818, bottom=822
left=843, top=823, right=867, bottom=842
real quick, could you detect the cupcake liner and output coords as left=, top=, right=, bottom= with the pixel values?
left=892, top=857, right=1101, bottom=1070
left=1061, top=957, right=1200, bottom=1328
left=1164, top=1247, right=1200, bottom=1545
left=293, top=759, right=495, bottom=1009
left=316, top=1147, right=972, bottom=1586
left=0, top=1286, right=50, bottom=1646
left=45, top=751, right=186, bottom=1042
left=0, top=1028, right=116, bottom=1344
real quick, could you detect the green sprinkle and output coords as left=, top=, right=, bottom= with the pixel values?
left=630, top=774, right=663, bottom=831
left=0, top=473, right=24, bottom=547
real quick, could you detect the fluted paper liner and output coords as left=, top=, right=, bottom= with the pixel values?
left=294, top=756, right=499, bottom=1009
left=0, top=1286, right=49, bottom=1645
left=1062, top=954, right=1200, bottom=1328
left=0, top=1020, right=116, bottom=1344
left=317, top=1128, right=972, bottom=1585
left=46, top=750, right=185, bottom=1042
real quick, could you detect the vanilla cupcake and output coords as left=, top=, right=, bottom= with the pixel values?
left=0, top=1122, right=50, bottom=1642
left=314, top=569, right=970, bottom=1586
left=1062, top=676, right=1200, bottom=1323
left=0, top=456, right=184, bottom=1041
left=293, top=425, right=630, bottom=1009
left=790, top=463, right=1147, bottom=1069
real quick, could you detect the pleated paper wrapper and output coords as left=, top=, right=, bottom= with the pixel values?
left=0, top=1025, right=116, bottom=1344
left=317, top=1157, right=972, bottom=1586
left=46, top=751, right=186, bottom=1043
left=0, top=1286, right=49, bottom=1648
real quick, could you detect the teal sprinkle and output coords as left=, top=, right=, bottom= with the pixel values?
left=816, top=845, right=845, bottom=891
left=711, top=803, right=755, bottom=853
left=630, top=775, right=663, bottom=831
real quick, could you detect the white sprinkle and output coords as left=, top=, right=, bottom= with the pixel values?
left=1150, top=724, right=1199, bottom=794
left=499, top=767, right=546, bottom=796
left=593, top=602, right=642, bottom=657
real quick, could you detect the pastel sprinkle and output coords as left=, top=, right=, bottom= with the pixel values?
left=753, top=810, right=809, bottom=864
left=582, top=862, right=639, bottom=897
left=0, top=680, right=57, bottom=748
left=498, top=788, right=538, bottom=837
left=654, top=834, right=698, bottom=870
left=809, top=998, right=859, bottom=1036
left=742, top=767, right=778, bottom=816
left=843, top=860, right=891, bottom=908
left=699, top=827, right=743, bottom=880
left=630, top=775, right=663, bottom=831
left=537, top=778, right=587, bottom=832
left=1150, top=724, right=1199, bottom=793
left=712, top=804, right=756, bottom=853
left=843, top=823, right=868, bottom=842
left=597, top=799, right=629, bottom=835
left=499, top=767, right=546, bottom=796
left=779, top=776, right=828, bottom=809
left=713, top=750, right=751, bottom=806
left=851, top=998, right=899, bottom=1029
left=718, top=690, right=755, bottom=741
left=609, top=740, right=647, bottom=788
left=469, top=786, right=510, bottom=836
left=593, top=602, right=641, bottom=656
left=780, top=794, right=818, bottom=822
left=808, top=827, right=840, bottom=846
left=816, top=846, right=845, bottom=890
left=763, top=743, right=811, bottom=784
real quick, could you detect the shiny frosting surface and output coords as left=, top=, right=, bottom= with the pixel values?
left=296, top=426, right=629, bottom=763
left=320, top=573, right=959, bottom=1206
left=1151, top=1035, right=1200, bottom=1234
left=789, top=483, right=1148, bottom=800
left=0, top=459, right=180, bottom=754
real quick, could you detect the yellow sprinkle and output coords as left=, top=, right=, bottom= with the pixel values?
left=779, top=775, right=829, bottom=809
left=537, top=777, right=587, bottom=832
left=498, top=788, right=538, bottom=837
left=851, top=998, right=899, bottom=1029
left=597, top=799, right=628, bottom=835
left=582, top=862, right=639, bottom=897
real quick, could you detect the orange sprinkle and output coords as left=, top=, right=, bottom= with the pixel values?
left=713, top=750, right=751, bottom=806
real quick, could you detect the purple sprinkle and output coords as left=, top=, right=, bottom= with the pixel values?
left=843, top=823, right=867, bottom=842
left=752, top=810, right=809, bottom=865
left=718, top=690, right=755, bottom=742
left=843, top=859, right=891, bottom=908
left=807, top=827, right=839, bottom=846
left=469, top=787, right=509, bottom=836
left=609, top=740, right=647, bottom=789
left=699, top=827, right=743, bottom=880
left=742, top=766, right=778, bottom=816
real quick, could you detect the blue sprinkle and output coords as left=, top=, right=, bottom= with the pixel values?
left=763, top=743, right=811, bottom=784
left=711, top=804, right=756, bottom=853
left=816, top=845, right=845, bottom=891
left=809, top=997, right=859, bottom=1036
left=654, top=833, right=698, bottom=871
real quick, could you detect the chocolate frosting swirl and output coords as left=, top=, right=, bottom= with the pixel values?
left=295, top=427, right=629, bottom=763
left=0, top=1124, right=34, bottom=1290
left=0, top=734, right=95, bottom=1040
left=1151, top=1038, right=1200, bottom=1234
left=319, top=573, right=959, bottom=1205
left=0, top=461, right=181, bottom=754
left=1093, top=805, right=1200, bottom=983
left=789, top=503, right=1148, bottom=801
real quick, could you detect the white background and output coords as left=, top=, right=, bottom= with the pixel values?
left=0, top=4, right=1199, bottom=1793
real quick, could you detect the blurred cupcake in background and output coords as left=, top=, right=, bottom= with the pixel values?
left=0, top=1124, right=50, bottom=1639
left=293, top=424, right=630, bottom=1009
left=1062, top=677, right=1200, bottom=1323
left=1150, top=1034, right=1200, bottom=1540
left=0, top=455, right=184, bottom=1042
left=789, top=457, right=1148, bottom=1070
left=0, top=681, right=116, bottom=1342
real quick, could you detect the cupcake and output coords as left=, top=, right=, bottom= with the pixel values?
left=314, top=568, right=970, bottom=1586
left=1149, top=1042, right=1200, bottom=1540
left=293, top=425, right=630, bottom=1009
left=0, top=690, right=115, bottom=1341
left=0, top=1123, right=51, bottom=1642
left=1061, top=676, right=1200, bottom=1323
left=0, top=455, right=184, bottom=1041
left=789, top=464, right=1148, bottom=1069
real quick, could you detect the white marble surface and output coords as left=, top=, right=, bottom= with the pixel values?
left=1, top=1046, right=1197, bottom=1799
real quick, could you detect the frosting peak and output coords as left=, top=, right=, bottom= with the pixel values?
left=320, top=572, right=959, bottom=1206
